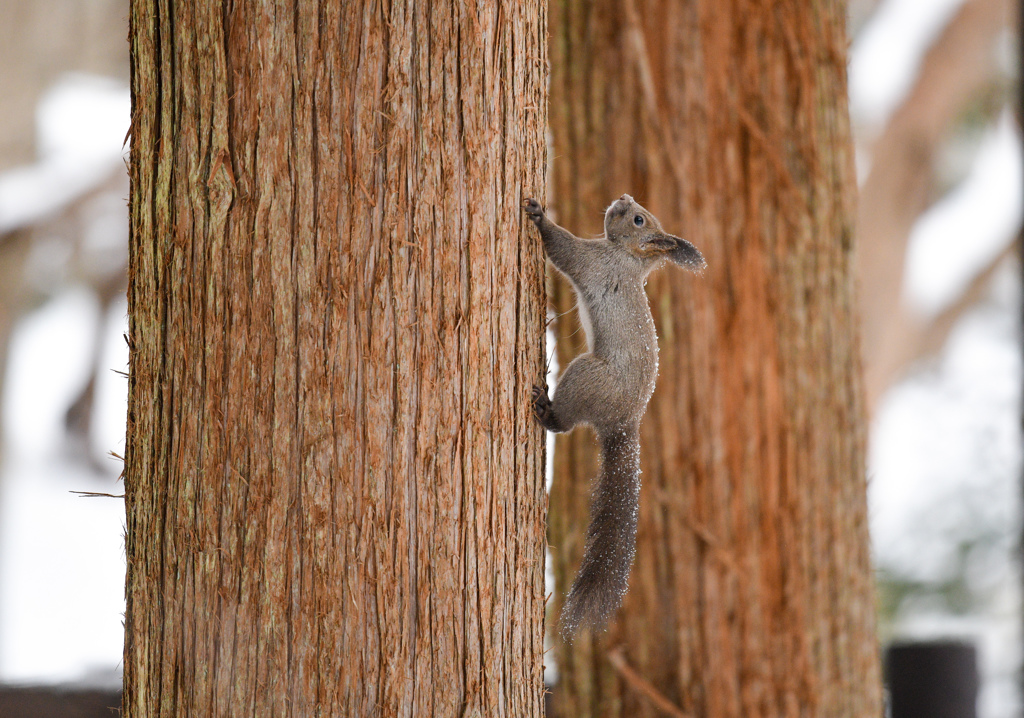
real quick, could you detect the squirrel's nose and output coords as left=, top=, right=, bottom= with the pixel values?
left=619, top=193, right=633, bottom=203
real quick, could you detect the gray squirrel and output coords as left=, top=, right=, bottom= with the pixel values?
left=523, top=194, right=705, bottom=637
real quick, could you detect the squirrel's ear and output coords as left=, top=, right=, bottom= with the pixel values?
left=646, top=234, right=677, bottom=251
left=662, top=234, right=706, bottom=272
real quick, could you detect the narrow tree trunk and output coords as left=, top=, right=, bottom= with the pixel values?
left=547, top=1, right=882, bottom=716
left=124, top=2, right=549, bottom=715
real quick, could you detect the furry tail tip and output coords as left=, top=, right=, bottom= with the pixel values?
left=558, top=426, right=641, bottom=640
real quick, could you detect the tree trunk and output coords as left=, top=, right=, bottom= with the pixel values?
left=547, top=1, right=882, bottom=716
left=123, top=2, right=548, bottom=716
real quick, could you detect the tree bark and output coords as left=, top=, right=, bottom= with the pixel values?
left=547, top=1, right=881, bottom=716
left=124, top=2, right=548, bottom=716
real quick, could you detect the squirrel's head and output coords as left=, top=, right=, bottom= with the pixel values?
left=604, top=194, right=706, bottom=272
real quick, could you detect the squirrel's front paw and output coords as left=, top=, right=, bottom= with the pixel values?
left=531, top=385, right=559, bottom=431
left=522, top=198, right=545, bottom=224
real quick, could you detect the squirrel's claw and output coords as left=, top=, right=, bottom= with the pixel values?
left=522, top=197, right=545, bottom=223
left=531, top=384, right=559, bottom=431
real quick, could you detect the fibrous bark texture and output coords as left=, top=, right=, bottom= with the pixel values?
left=547, top=1, right=882, bottom=716
left=124, top=2, right=548, bottom=716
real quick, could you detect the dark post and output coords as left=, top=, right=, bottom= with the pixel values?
left=885, top=641, right=979, bottom=718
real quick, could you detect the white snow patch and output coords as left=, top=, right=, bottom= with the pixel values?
left=0, top=74, right=129, bottom=234
left=903, top=112, right=1022, bottom=318
left=2, top=289, right=101, bottom=457
left=849, top=0, right=968, bottom=128
left=0, top=290, right=127, bottom=684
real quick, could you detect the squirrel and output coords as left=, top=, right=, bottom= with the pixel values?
left=523, top=194, right=705, bottom=637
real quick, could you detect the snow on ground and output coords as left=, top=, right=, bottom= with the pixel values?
left=868, top=109, right=1022, bottom=717
left=869, top=260, right=1022, bottom=718
left=0, top=289, right=127, bottom=684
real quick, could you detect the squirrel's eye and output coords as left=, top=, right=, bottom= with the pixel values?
left=633, top=215, right=644, bottom=227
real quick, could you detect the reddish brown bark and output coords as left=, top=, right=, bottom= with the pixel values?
left=547, top=1, right=881, bottom=716
left=124, top=1, right=548, bottom=715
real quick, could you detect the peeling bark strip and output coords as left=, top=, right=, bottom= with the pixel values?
left=124, top=2, right=548, bottom=716
left=547, top=0, right=882, bottom=716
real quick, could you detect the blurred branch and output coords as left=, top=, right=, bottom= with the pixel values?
left=911, top=242, right=1016, bottom=362
left=890, top=241, right=1016, bottom=383
left=65, top=262, right=128, bottom=473
left=0, top=161, right=126, bottom=239
left=0, top=166, right=128, bottom=472
left=606, top=648, right=691, bottom=718
left=857, top=0, right=1013, bottom=409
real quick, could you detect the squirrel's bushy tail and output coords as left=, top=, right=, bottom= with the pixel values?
left=560, top=424, right=641, bottom=638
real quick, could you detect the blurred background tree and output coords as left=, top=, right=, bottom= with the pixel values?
left=547, top=0, right=879, bottom=715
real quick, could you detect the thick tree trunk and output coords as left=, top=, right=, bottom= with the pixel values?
left=124, top=2, right=548, bottom=716
left=547, top=1, right=882, bottom=716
